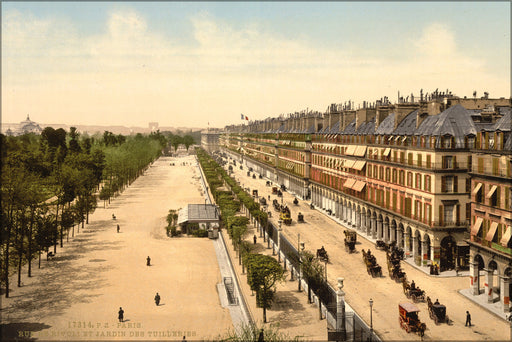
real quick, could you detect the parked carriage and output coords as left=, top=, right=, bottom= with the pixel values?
left=316, top=247, right=329, bottom=263
left=362, top=249, right=382, bottom=277
left=344, top=230, right=357, bottom=253
left=375, top=240, right=387, bottom=250
left=402, top=279, right=426, bottom=303
left=259, top=197, right=267, bottom=206
left=272, top=186, right=279, bottom=194
left=399, top=302, right=426, bottom=337
left=273, top=199, right=281, bottom=212
left=427, top=297, right=450, bottom=325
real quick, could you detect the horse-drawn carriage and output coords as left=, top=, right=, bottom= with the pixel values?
left=293, top=198, right=299, bottom=205
left=402, top=279, right=426, bottom=303
left=252, top=189, right=258, bottom=197
left=266, top=181, right=272, bottom=186
left=387, top=251, right=406, bottom=283
left=316, top=246, right=329, bottom=263
left=362, top=249, right=382, bottom=277
left=259, top=197, right=267, bottom=206
left=344, top=230, right=357, bottom=253
left=280, top=206, right=292, bottom=225
left=399, top=302, right=426, bottom=337
left=280, top=184, right=286, bottom=191
left=273, top=199, right=281, bottom=211
left=427, top=297, right=450, bottom=325
left=272, top=186, right=279, bottom=194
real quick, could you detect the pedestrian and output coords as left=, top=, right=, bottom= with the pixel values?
left=182, top=336, right=186, bottom=342
left=118, top=307, right=124, bottom=322
left=117, top=224, right=120, bottom=233
left=258, top=328, right=264, bottom=342
left=147, top=256, right=151, bottom=266
left=154, top=292, right=161, bottom=306
left=465, top=311, right=471, bottom=326
left=253, top=235, right=257, bottom=244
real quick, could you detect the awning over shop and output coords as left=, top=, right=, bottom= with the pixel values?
left=500, top=226, right=512, bottom=247
left=344, top=178, right=356, bottom=190
left=383, top=147, right=391, bottom=156
left=352, top=181, right=366, bottom=192
left=485, top=222, right=499, bottom=242
left=354, top=146, right=367, bottom=157
left=471, top=217, right=483, bottom=236
left=345, top=145, right=356, bottom=155
left=486, top=185, right=497, bottom=199
left=352, top=160, right=367, bottom=171
left=471, top=183, right=482, bottom=196
left=344, top=160, right=355, bottom=169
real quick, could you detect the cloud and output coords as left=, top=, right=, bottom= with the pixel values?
left=2, top=9, right=509, bottom=127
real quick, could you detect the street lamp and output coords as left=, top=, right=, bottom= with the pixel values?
left=298, top=242, right=305, bottom=292
left=369, top=298, right=374, bottom=342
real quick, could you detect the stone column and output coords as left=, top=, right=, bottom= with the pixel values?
left=404, top=231, right=410, bottom=257
left=390, top=224, right=396, bottom=243
left=486, top=269, right=494, bottom=303
left=367, top=213, right=372, bottom=236
left=383, top=221, right=390, bottom=243
left=372, top=217, right=377, bottom=239
left=336, top=200, right=341, bottom=219
left=377, top=218, right=383, bottom=240
left=336, top=278, right=346, bottom=340
left=397, top=228, right=402, bottom=248
left=356, top=207, right=361, bottom=230
left=421, top=238, right=428, bottom=266
left=501, top=276, right=511, bottom=312
left=412, top=235, right=418, bottom=264
left=470, top=261, right=480, bottom=295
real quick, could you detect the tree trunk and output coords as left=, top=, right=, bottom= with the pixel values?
left=4, top=207, right=14, bottom=297
left=18, top=212, right=26, bottom=287
left=27, top=208, right=35, bottom=277
left=38, top=248, right=41, bottom=269
left=54, top=200, right=59, bottom=253
left=263, top=306, right=267, bottom=323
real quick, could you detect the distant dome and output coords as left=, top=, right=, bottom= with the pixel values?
left=19, top=115, right=42, bottom=134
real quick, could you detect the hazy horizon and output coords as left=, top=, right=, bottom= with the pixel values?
left=2, top=2, right=510, bottom=129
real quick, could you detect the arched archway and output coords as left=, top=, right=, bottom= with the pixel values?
left=406, top=225, right=413, bottom=255
left=487, top=260, right=499, bottom=303
left=440, top=236, right=456, bottom=271
left=422, top=234, right=431, bottom=266
left=384, top=217, right=390, bottom=242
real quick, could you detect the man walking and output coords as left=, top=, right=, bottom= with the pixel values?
left=147, top=256, right=151, bottom=266
left=118, top=307, right=124, bottom=322
left=117, top=224, right=120, bottom=233
left=465, top=311, right=471, bottom=327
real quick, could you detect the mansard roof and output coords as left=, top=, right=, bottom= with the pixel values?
left=375, top=112, right=395, bottom=135
left=494, top=107, right=511, bottom=131
left=393, top=110, right=418, bottom=135
left=356, top=117, right=376, bottom=134
left=416, top=105, right=476, bottom=137
left=342, top=119, right=357, bottom=134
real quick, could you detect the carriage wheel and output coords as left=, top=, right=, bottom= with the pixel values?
left=411, top=294, right=417, bottom=302
left=434, top=316, right=440, bottom=325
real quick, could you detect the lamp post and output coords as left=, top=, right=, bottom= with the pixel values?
left=298, top=242, right=305, bottom=292
left=369, top=298, right=374, bottom=342
left=277, top=220, right=282, bottom=262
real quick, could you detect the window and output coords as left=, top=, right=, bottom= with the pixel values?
left=399, top=170, right=405, bottom=185
left=426, top=155, right=431, bottom=168
left=386, top=167, right=391, bottom=182
left=393, top=151, right=398, bottom=162
left=407, top=172, right=413, bottom=187
left=492, top=158, right=499, bottom=176
left=379, top=166, right=384, bottom=180
left=417, top=154, right=422, bottom=167
left=368, top=164, right=372, bottom=178
left=415, top=173, right=422, bottom=189
left=444, top=205, right=454, bottom=224
left=424, top=175, right=431, bottom=192
left=443, top=156, right=453, bottom=169
left=444, top=176, right=453, bottom=192
left=408, top=153, right=413, bottom=165
left=400, top=152, right=405, bottom=163
left=478, top=158, right=484, bottom=173
left=392, top=169, right=397, bottom=183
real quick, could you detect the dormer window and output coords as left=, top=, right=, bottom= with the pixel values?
left=467, top=136, right=475, bottom=149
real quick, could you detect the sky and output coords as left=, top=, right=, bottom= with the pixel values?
left=2, top=1, right=510, bottom=129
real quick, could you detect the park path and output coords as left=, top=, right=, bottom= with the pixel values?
left=1, top=156, right=232, bottom=341
left=229, top=160, right=510, bottom=341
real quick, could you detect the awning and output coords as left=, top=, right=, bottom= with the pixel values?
left=500, top=226, right=512, bottom=247
left=486, top=185, right=497, bottom=199
left=471, top=183, right=482, bottom=196
left=344, top=178, right=356, bottom=190
left=354, top=145, right=367, bottom=157
left=345, top=145, right=356, bottom=155
left=485, top=222, right=499, bottom=242
left=471, top=217, right=483, bottom=236
left=344, top=160, right=355, bottom=169
left=352, top=181, right=366, bottom=192
left=383, top=147, right=391, bottom=156
left=352, top=160, right=367, bottom=171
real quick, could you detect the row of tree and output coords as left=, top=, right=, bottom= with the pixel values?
left=1, top=128, right=168, bottom=298
left=197, top=148, right=332, bottom=326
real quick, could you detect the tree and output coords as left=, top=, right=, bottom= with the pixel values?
left=182, top=135, right=195, bottom=150
left=245, top=253, right=286, bottom=323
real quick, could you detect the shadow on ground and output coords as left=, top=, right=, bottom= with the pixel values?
left=0, top=322, right=51, bottom=342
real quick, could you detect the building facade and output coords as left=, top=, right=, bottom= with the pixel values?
left=212, top=92, right=511, bottom=283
